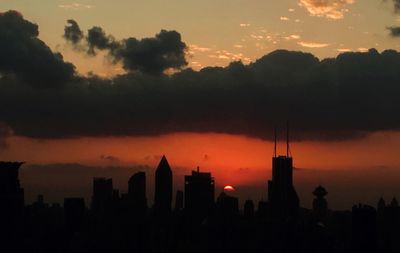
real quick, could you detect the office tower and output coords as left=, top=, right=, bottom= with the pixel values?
left=91, top=177, right=113, bottom=214
left=128, top=171, right=147, bottom=212
left=216, top=191, right=239, bottom=217
left=154, top=155, right=173, bottom=215
left=64, top=198, right=86, bottom=233
left=184, top=167, right=214, bottom=221
left=352, top=204, right=377, bottom=253
left=244, top=199, right=255, bottom=218
left=0, top=162, right=24, bottom=221
left=267, top=126, right=299, bottom=219
left=175, top=190, right=184, bottom=211
left=313, top=185, right=328, bottom=220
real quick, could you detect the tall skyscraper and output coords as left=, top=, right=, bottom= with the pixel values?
left=184, top=167, right=215, bottom=221
left=128, top=172, right=147, bottom=212
left=91, top=177, right=113, bottom=214
left=154, top=155, right=173, bottom=215
left=0, top=161, right=24, bottom=223
left=267, top=126, right=299, bottom=219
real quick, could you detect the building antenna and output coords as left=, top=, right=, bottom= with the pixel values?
left=286, top=121, right=290, bottom=157
left=274, top=126, right=277, bottom=158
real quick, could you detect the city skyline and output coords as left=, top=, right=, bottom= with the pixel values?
left=2, top=2, right=400, bottom=210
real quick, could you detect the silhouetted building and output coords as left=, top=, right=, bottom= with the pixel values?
left=352, top=204, right=377, bottom=253
left=377, top=197, right=400, bottom=252
left=154, top=155, right=173, bottom=215
left=267, top=128, right=299, bottom=220
left=377, top=197, right=386, bottom=214
left=175, top=190, right=183, bottom=211
left=91, top=177, right=113, bottom=215
left=184, top=167, right=214, bottom=222
left=216, top=192, right=239, bottom=217
left=0, top=162, right=24, bottom=222
left=244, top=199, right=255, bottom=218
left=313, top=185, right=328, bottom=220
left=64, top=197, right=86, bottom=233
left=128, top=172, right=147, bottom=212
left=268, top=155, right=299, bottom=219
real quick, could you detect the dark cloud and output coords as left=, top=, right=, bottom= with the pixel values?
left=392, top=0, right=400, bottom=13
left=63, top=19, right=83, bottom=45
left=2, top=13, right=400, bottom=141
left=115, top=30, right=188, bottom=74
left=0, top=122, right=12, bottom=150
left=100, top=154, right=120, bottom=163
left=64, top=20, right=187, bottom=75
left=0, top=11, right=75, bottom=88
left=86, top=26, right=120, bottom=55
left=2, top=48, right=400, bottom=141
left=388, top=26, right=400, bottom=37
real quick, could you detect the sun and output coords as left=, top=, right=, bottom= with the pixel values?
left=224, top=185, right=235, bottom=192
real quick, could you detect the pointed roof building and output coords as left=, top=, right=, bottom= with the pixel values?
left=154, top=155, right=173, bottom=215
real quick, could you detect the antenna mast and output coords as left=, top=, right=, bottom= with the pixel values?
left=286, top=121, right=290, bottom=157
left=274, top=126, right=277, bottom=158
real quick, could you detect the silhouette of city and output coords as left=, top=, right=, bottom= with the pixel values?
left=1, top=130, right=399, bottom=253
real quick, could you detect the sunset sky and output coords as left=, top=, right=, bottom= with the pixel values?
left=2, top=0, right=400, bottom=209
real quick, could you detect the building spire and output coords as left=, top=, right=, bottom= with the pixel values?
left=286, top=121, right=290, bottom=157
left=274, top=126, right=277, bottom=158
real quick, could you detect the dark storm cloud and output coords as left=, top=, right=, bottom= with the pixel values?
left=63, top=19, right=84, bottom=44
left=86, top=26, right=120, bottom=55
left=392, top=0, right=400, bottom=13
left=0, top=11, right=75, bottom=88
left=63, top=20, right=187, bottom=74
left=0, top=122, right=12, bottom=150
left=3, top=48, right=400, bottom=141
left=387, top=26, right=400, bottom=37
left=2, top=12, right=400, bottom=141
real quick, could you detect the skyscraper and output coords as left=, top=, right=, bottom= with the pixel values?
left=267, top=126, right=299, bottom=219
left=91, top=177, right=113, bottom=214
left=184, top=167, right=215, bottom=221
left=0, top=161, right=24, bottom=223
left=154, top=155, right=173, bottom=215
left=128, top=172, right=147, bottom=212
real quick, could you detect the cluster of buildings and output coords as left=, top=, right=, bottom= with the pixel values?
left=1, top=137, right=400, bottom=252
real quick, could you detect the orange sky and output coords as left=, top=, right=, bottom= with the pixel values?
left=2, top=132, right=400, bottom=209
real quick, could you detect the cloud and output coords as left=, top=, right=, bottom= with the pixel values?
left=298, top=41, right=330, bottom=48
left=280, top=16, right=290, bottom=21
left=298, top=0, right=354, bottom=19
left=100, top=154, right=120, bottom=163
left=0, top=122, right=12, bottom=150
left=0, top=10, right=76, bottom=88
left=58, top=3, right=93, bottom=10
left=64, top=21, right=187, bottom=75
left=63, top=19, right=84, bottom=44
left=4, top=13, right=400, bottom=142
left=387, top=26, right=400, bottom=37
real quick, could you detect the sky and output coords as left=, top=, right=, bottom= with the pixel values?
left=2, top=0, right=400, bottom=209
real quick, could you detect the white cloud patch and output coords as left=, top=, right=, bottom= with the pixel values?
left=298, top=41, right=330, bottom=48
left=284, top=34, right=301, bottom=40
left=337, top=48, right=351, bottom=52
left=59, top=2, right=94, bottom=10
left=298, top=0, right=354, bottom=19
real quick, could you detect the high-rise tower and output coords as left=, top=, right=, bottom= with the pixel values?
left=184, top=167, right=215, bottom=222
left=154, top=155, right=173, bottom=215
left=0, top=162, right=24, bottom=220
left=128, top=171, right=147, bottom=212
left=267, top=125, right=299, bottom=219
